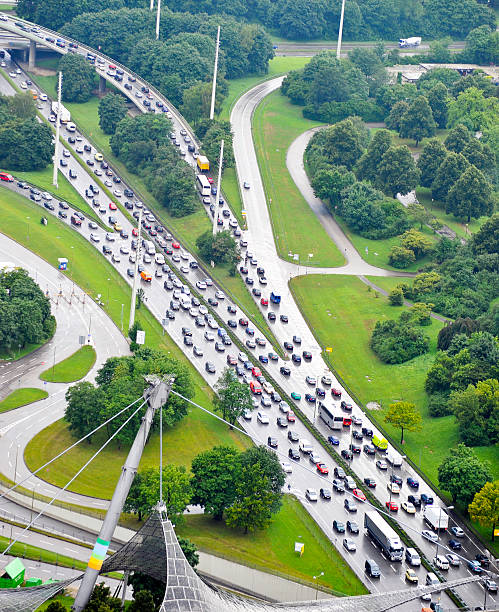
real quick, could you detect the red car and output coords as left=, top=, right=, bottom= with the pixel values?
left=386, top=500, right=398, bottom=512
left=172, top=241, right=180, bottom=249
left=109, top=202, right=117, bottom=210
left=287, top=411, right=296, bottom=423
left=132, top=228, right=138, bottom=237
left=0, top=172, right=14, bottom=182
left=331, top=388, right=342, bottom=398
left=239, top=318, right=249, bottom=327
left=207, top=177, right=214, bottom=184
left=252, top=367, right=261, bottom=378
left=249, top=381, right=262, bottom=395
left=352, top=489, right=366, bottom=502
left=316, top=463, right=329, bottom=475
left=260, top=297, right=268, bottom=306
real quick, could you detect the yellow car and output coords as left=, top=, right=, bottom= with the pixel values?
left=114, top=223, right=123, bottom=232
left=94, top=152, right=104, bottom=162
left=405, top=569, right=418, bottom=583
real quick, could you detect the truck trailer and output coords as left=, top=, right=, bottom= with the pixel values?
left=399, top=37, right=422, bottom=48
left=364, top=511, right=404, bottom=561
left=424, top=506, right=449, bottom=531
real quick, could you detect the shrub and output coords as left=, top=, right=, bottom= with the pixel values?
left=428, top=392, right=452, bottom=417
left=388, top=287, right=404, bottom=306
left=370, top=319, right=430, bottom=364
left=388, top=246, right=416, bottom=269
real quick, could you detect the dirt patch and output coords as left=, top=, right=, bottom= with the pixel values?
left=20, top=63, right=56, bottom=76
left=366, top=401, right=381, bottom=410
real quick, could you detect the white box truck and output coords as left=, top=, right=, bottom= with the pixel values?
left=424, top=506, right=449, bottom=531
left=51, top=101, right=70, bottom=123
left=399, top=37, right=422, bottom=48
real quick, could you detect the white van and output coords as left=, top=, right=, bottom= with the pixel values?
left=180, top=296, right=190, bottom=310
left=405, top=548, right=421, bottom=566
left=426, top=572, right=440, bottom=586
left=386, top=452, right=403, bottom=467
left=299, top=439, right=313, bottom=454
left=434, top=555, right=449, bottom=571
left=344, top=476, right=356, bottom=490
left=154, top=252, right=165, bottom=265
left=66, top=122, right=76, bottom=132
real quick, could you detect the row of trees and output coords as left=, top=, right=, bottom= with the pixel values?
left=110, top=113, right=198, bottom=217
left=0, top=269, right=55, bottom=354
left=65, top=348, right=194, bottom=447
left=18, top=0, right=495, bottom=41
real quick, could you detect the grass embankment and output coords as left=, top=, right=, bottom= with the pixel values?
left=252, top=89, right=344, bottom=268
left=177, top=495, right=367, bottom=596
left=0, top=341, right=45, bottom=361
left=26, top=70, right=280, bottom=348
left=0, top=388, right=48, bottom=414
left=39, top=345, right=96, bottom=383
left=290, top=274, right=499, bottom=487
left=0, top=535, right=87, bottom=572
left=0, top=186, right=248, bottom=485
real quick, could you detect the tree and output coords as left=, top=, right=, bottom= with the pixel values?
left=85, top=583, right=121, bottom=612
left=417, top=139, right=447, bottom=189
left=431, top=152, right=469, bottom=202
left=196, top=230, right=239, bottom=266
left=444, top=124, right=472, bottom=154
left=447, top=87, right=499, bottom=132
left=190, top=446, right=240, bottom=520
left=319, top=119, right=364, bottom=170
left=128, top=591, right=155, bottom=612
left=377, top=145, right=420, bottom=198
left=437, top=317, right=479, bottom=351
left=215, top=367, right=253, bottom=426
left=45, top=603, right=67, bottom=612
left=310, top=166, right=355, bottom=207
left=399, top=96, right=436, bottom=146
left=371, top=318, right=429, bottom=363
left=239, top=445, right=285, bottom=513
left=385, top=100, right=409, bottom=132
left=468, top=481, right=499, bottom=541
left=461, top=139, right=496, bottom=176
left=9, top=93, right=36, bottom=119
left=58, top=53, right=94, bottom=103
left=438, top=443, right=491, bottom=506
left=225, top=463, right=278, bottom=533
left=426, top=82, right=449, bottom=129
left=125, top=466, right=191, bottom=523
left=450, top=379, right=499, bottom=447
left=407, top=202, right=432, bottom=230
left=388, top=287, right=404, bottom=306
left=201, top=120, right=234, bottom=170
left=465, top=25, right=499, bottom=65
left=446, top=165, right=493, bottom=222
left=0, top=118, right=53, bottom=171
left=470, top=214, right=499, bottom=256
left=400, top=229, right=433, bottom=260
left=98, top=93, right=128, bottom=135
left=355, top=129, right=392, bottom=183
left=384, top=401, right=422, bottom=444
left=65, top=382, right=105, bottom=441
left=387, top=246, right=415, bottom=269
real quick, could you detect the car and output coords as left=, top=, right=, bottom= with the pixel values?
left=316, top=388, right=325, bottom=398
left=349, top=443, right=361, bottom=454
left=448, top=539, right=462, bottom=551
left=343, top=538, right=356, bottom=552
left=276, top=417, right=288, bottom=428
left=321, top=375, right=332, bottom=386
left=257, top=412, right=269, bottom=424
left=196, top=281, right=207, bottom=290
left=305, top=376, right=316, bottom=386
left=387, top=482, right=400, bottom=494
left=445, top=553, right=460, bottom=566
left=331, top=388, right=342, bottom=398
left=305, top=393, right=316, bottom=403
left=205, top=362, right=216, bottom=374
left=246, top=339, right=256, bottom=349
left=319, top=487, right=331, bottom=500
left=468, top=560, right=483, bottom=573
left=363, top=478, right=376, bottom=489
left=333, top=479, right=345, bottom=493
left=405, top=569, right=418, bottom=583
left=284, top=341, right=293, bottom=351
left=293, top=335, right=301, bottom=345
left=291, top=392, right=301, bottom=400
left=485, top=579, right=498, bottom=593
left=361, top=427, right=373, bottom=437
left=291, top=354, right=301, bottom=364
left=58, top=211, right=67, bottom=219
left=239, top=318, right=249, bottom=327
left=390, top=474, right=402, bottom=486
left=475, top=553, right=490, bottom=569
left=268, top=312, right=276, bottom=321
left=420, top=493, right=434, bottom=505
left=260, top=396, right=271, bottom=408
left=352, top=489, right=366, bottom=502
left=316, top=463, right=329, bottom=475
left=305, top=488, right=318, bottom=502
left=386, top=500, right=398, bottom=512
left=363, top=444, right=375, bottom=455
left=376, top=460, right=388, bottom=470
left=280, top=314, right=288, bottom=323
left=344, top=499, right=357, bottom=513
left=346, top=520, right=359, bottom=534
left=340, top=400, right=353, bottom=412
left=260, top=297, right=268, bottom=306
left=352, top=430, right=363, bottom=441
left=401, top=501, right=416, bottom=514
left=333, top=520, right=345, bottom=533
left=449, top=526, right=464, bottom=538
left=287, top=430, right=299, bottom=442
left=407, top=477, right=419, bottom=489
left=259, top=355, right=268, bottom=364
left=302, top=351, right=312, bottom=361
left=267, top=436, right=278, bottom=449
left=408, top=494, right=421, bottom=509
left=243, top=181, right=250, bottom=189
left=268, top=352, right=278, bottom=362
left=287, top=411, right=296, bottom=423
left=90, top=233, right=100, bottom=243
left=334, top=466, right=346, bottom=479
left=341, top=449, right=353, bottom=461
left=421, top=530, right=438, bottom=543
left=328, top=435, right=340, bottom=446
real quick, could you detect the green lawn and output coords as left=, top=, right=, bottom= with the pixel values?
left=0, top=388, right=48, bottom=414
left=221, top=167, right=244, bottom=226
left=291, top=274, right=498, bottom=488
left=177, top=495, right=367, bottom=596
left=0, top=340, right=46, bottom=361
left=36, top=596, right=75, bottom=611
left=252, top=89, right=344, bottom=268
left=25, top=407, right=250, bottom=499
left=0, top=535, right=87, bottom=573
left=39, top=345, right=96, bottom=383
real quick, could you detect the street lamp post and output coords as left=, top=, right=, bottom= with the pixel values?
left=313, top=572, right=324, bottom=600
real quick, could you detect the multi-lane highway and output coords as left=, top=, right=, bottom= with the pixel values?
left=0, top=15, right=495, bottom=609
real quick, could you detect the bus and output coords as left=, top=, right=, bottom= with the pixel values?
left=196, top=174, right=211, bottom=197
left=318, top=403, right=342, bottom=430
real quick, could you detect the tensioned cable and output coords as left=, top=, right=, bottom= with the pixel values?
left=171, top=389, right=497, bottom=576
left=1, top=397, right=148, bottom=558
left=0, top=395, right=144, bottom=503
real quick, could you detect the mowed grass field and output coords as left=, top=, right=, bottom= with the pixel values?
left=290, top=274, right=499, bottom=488
left=40, top=345, right=96, bottom=383
left=0, top=388, right=48, bottom=414
left=252, top=89, right=344, bottom=268
left=177, top=495, right=367, bottom=595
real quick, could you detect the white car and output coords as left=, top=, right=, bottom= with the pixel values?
left=343, top=538, right=356, bottom=552
left=198, top=305, right=208, bottom=315
left=257, top=411, right=269, bottom=424
left=113, top=189, right=122, bottom=197
left=0, top=61, right=6, bottom=67
left=15, top=68, right=21, bottom=74
left=401, top=501, right=416, bottom=514
left=180, top=251, right=189, bottom=261
left=20, top=81, right=27, bottom=89
left=305, top=488, right=318, bottom=502
left=215, top=290, right=225, bottom=300
left=422, top=530, right=439, bottom=543
left=105, top=233, right=115, bottom=242
left=135, top=90, right=143, bottom=98
left=42, top=192, right=52, bottom=201
left=387, top=482, right=400, bottom=494
left=120, top=246, right=129, bottom=254
left=9, top=71, right=16, bottom=78
left=281, top=462, right=293, bottom=474
left=62, top=149, right=70, bottom=158
left=112, top=253, right=121, bottom=263
left=445, top=553, right=460, bottom=566
left=143, top=254, right=152, bottom=264
left=204, top=332, right=214, bottom=342
left=39, top=93, right=47, bottom=101
left=90, top=233, right=100, bottom=242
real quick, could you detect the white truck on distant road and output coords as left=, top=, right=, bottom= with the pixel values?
left=399, top=37, right=422, bottom=48
left=51, top=101, right=70, bottom=123
left=424, top=506, right=449, bottom=531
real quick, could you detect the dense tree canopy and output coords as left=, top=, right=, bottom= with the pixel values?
left=59, top=53, right=95, bottom=103
left=98, top=93, right=128, bottom=135
left=370, top=317, right=430, bottom=364
left=438, top=443, right=491, bottom=506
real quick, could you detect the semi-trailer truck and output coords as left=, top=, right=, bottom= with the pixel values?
left=424, top=506, right=449, bottom=531
left=399, top=37, right=421, bottom=48
left=364, top=511, right=404, bottom=561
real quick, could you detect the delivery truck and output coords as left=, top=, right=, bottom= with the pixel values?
left=364, top=511, right=404, bottom=561
left=424, top=506, right=449, bottom=531
left=399, top=37, right=422, bottom=48
left=51, top=101, right=70, bottom=123
left=197, top=155, right=209, bottom=172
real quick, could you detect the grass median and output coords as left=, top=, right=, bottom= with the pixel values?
left=39, top=345, right=96, bottom=383
left=290, top=274, right=499, bottom=486
left=252, top=89, right=344, bottom=268
left=177, top=495, right=367, bottom=596
left=0, top=388, right=48, bottom=414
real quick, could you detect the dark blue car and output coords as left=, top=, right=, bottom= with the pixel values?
left=407, top=477, right=419, bottom=489
left=328, top=435, right=340, bottom=446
